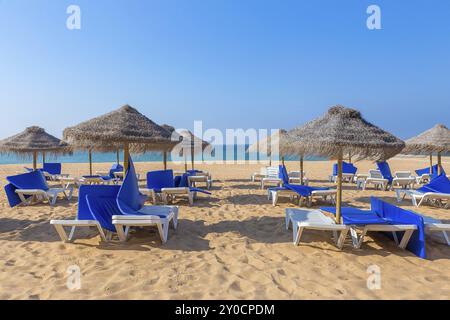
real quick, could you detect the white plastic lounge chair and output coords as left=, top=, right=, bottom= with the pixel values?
left=421, top=215, right=450, bottom=246
left=285, top=208, right=350, bottom=249
left=363, top=170, right=389, bottom=190
left=16, top=187, right=72, bottom=206
left=392, top=171, right=416, bottom=189
left=395, top=189, right=450, bottom=208
left=348, top=224, right=417, bottom=249
left=251, top=167, right=268, bottom=182
left=50, top=219, right=109, bottom=242
left=269, top=188, right=336, bottom=207
left=261, top=166, right=282, bottom=189
left=287, top=171, right=309, bottom=185
left=188, top=173, right=212, bottom=190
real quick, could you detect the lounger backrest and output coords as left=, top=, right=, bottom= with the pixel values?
left=260, top=167, right=268, bottom=175
left=333, top=161, right=358, bottom=176
left=85, top=194, right=122, bottom=232
left=370, top=197, right=426, bottom=259
left=376, top=161, right=393, bottom=182
left=43, top=163, right=62, bottom=175
left=278, top=165, right=289, bottom=184
left=4, top=183, right=23, bottom=208
left=368, top=170, right=383, bottom=179
left=6, top=170, right=49, bottom=191
left=77, top=185, right=120, bottom=220
left=421, top=174, right=450, bottom=194
left=117, top=158, right=147, bottom=215
left=266, top=166, right=279, bottom=179
left=109, top=164, right=124, bottom=179
left=395, top=171, right=412, bottom=178
left=146, top=170, right=175, bottom=189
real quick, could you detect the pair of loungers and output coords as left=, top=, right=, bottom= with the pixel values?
left=140, top=169, right=211, bottom=205
left=360, top=161, right=416, bottom=190
left=286, top=197, right=450, bottom=258
left=50, top=158, right=178, bottom=244
left=396, top=174, right=450, bottom=209
left=268, top=165, right=336, bottom=207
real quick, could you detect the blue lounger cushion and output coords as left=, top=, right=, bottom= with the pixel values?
left=417, top=174, right=450, bottom=194
left=77, top=185, right=121, bottom=221
left=321, top=197, right=426, bottom=259
left=109, top=164, right=124, bottom=179
left=147, top=169, right=211, bottom=195
left=274, top=165, right=328, bottom=197
left=4, top=171, right=50, bottom=207
left=415, top=165, right=446, bottom=181
left=85, top=194, right=122, bottom=232
left=376, top=161, right=393, bottom=184
left=332, top=161, right=358, bottom=176
left=43, top=163, right=62, bottom=175
left=117, top=158, right=148, bottom=215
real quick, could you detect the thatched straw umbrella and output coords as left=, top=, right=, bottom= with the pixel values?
left=162, top=124, right=209, bottom=171
left=63, top=105, right=176, bottom=175
left=248, top=129, right=288, bottom=166
left=283, top=105, right=405, bottom=223
left=0, top=126, right=69, bottom=170
left=403, top=124, right=450, bottom=175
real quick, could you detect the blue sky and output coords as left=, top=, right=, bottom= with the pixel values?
left=1, top=0, right=449, bottom=141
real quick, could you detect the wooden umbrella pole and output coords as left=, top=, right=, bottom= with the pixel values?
left=191, top=145, right=195, bottom=170
left=116, top=149, right=120, bottom=164
left=282, top=156, right=285, bottom=166
left=430, top=154, right=433, bottom=174
left=88, top=149, right=93, bottom=175
left=184, top=153, right=188, bottom=172
left=336, top=150, right=343, bottom=224
left=42, top=152, right=46, bottom=165
left=123, top=143, right=129, bottom=176
left=269, top=151, right=272, bottom=166
left=437, top=152, right=442, bottom=176
left=348, top=152, right=352, bottom=163
left=163, top=151, right=167, bottom=170
left=300, top=155, right=304, bottom=185
left=33, top=151, right=37, bottom=170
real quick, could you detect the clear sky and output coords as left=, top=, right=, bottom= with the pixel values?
left=1, top=0, right=449, bottom=141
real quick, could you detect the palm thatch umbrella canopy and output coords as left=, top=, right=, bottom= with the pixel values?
left=283, top=105, right=405, bottom=223
left=162, top=124, right=209, bottom=171
left=0, top=126, right=69, bottom=170
left=248, top=129, right=288, bottom=166
left=403, top=124, right=450, bottom=175
left=63, top=105, right=176, bottom=175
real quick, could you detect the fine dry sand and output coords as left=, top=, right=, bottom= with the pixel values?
left=0, top=157, right=449, bottom=299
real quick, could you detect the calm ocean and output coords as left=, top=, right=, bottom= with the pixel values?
left=0, top=145, right=325, bottom=165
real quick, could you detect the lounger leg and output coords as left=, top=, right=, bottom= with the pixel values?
left=442, top=231, right=450, bottom=246
left=395, top=190, right=402, bottom=203
left=188, top=192, right=194, bottom=205
left=97, top=228, right=108, bottom=242
left=157, top=222, right=169, bottom=243
left=272, top=192, right=278, bottom=206
left=53, top=224, right=69, bottom=242
left=285, top=215, right=291, bottom=230
left=68, top=226, right=77, bottom=241
left=336, top=229, right=349, bottom=249
left=294, top=226, right=304, bottom=246
left=115, top=225, right=128, bottom=242
left=399, top=230, right=414, bottom=249
left=355, top=228, right=368, bottom=249
left=392, top=232, right=399, bottom=246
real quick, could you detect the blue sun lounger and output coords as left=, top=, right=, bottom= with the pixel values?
left=321, top=197, right=425, bottom=258
left=50, top=157, right=178, bottom=243
left=4, top=170, right=73, bottom=207
left=396, top=174, right=450, bottom=208
left=328, top=161, right=357, bottom=183
left=268, top=165, right=336, bottom=206
left=415, top=165, right=446, bottom=183
left=141, top=169, right=211, bottom=205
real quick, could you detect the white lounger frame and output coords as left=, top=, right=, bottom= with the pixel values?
left=396, top=189, right=450, bottom=209
left=285, top=209, right=349, bottom=249
left=50, top=206, right=179, bottom=244
left=15, top=187, right=73, bottom=206
left=269, top=188, right=336, bottom=207
left=261, top=167, right=282, bottom=189
left=188, top=175, right=212, bottom=190
left=348, top=224, right=417, bottom=249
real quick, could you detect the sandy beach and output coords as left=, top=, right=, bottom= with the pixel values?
left=0, top=156, right=449, bottom=300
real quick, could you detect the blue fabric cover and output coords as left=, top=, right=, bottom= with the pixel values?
left=332, top=161, right=358, bottom=176
left=417, top=174, right=450, bottom=194
left=43, top=163, right=62, bottom=175
left=109, top=164, right=124, bottom=179
left=273, top=165, right=328, bottom=196
left=321, top=197, right=426, bottom=259
left=4, top=183, right=23, bottom=208
left=117, top=158, right=147, bottom=215
left=147, top=170, right=175, bottom=191
left=415, top=165, right=446, bottom=180
left=376, top=161, right=393, bottom=184
left=77, top=185, right=121, bottom=221
left=85, top=195, right=122, bottom=232
left=7, top=170, right=49, bottom=191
